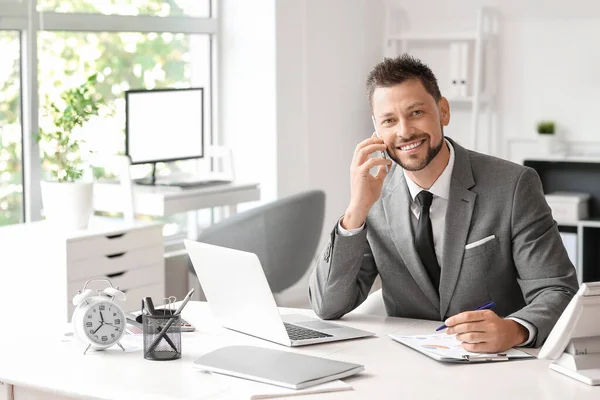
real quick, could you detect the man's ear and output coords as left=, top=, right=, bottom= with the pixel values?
left=438, top=97, right=450, bottom=126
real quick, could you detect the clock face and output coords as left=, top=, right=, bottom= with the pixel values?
left=83, top=301, right=126, bottom=346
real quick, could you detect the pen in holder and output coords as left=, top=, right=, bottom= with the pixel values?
left=143, top=313, right=182, bottom=361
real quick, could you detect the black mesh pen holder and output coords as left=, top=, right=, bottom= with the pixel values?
left=143, top=314, right=182, bottom=361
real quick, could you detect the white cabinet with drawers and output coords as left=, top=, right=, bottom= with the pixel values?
left=0, top=217, right=164, bottom=325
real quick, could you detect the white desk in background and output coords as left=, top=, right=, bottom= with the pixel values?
left=94, top=181, right=261, bottom=217
left=1, top=302, right=598, bottom=400
left=94, top=181, right=261, bottom=238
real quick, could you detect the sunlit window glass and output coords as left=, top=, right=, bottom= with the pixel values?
left=0, top=31, right=23, bottom=227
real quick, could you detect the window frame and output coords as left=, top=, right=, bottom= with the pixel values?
left=0, top=0, right=218, bottom=223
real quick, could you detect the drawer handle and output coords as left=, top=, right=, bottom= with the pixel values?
left=106, top=271, right=126, bottom=278
left=106, top=233, right=125, bottom=240
left=106, top=252, right=126, bottom=259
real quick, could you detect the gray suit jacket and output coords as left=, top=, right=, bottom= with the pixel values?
left=309, top=138, right=578, bottom=347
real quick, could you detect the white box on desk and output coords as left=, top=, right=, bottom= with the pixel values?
left=545, top=192, right=590, bottom=225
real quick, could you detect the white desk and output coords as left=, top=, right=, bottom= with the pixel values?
left=94, top=181, right=261, bottom=217
left=1, top=302, right=598, bottom=400
left=94, top=181, right=261, bottom=239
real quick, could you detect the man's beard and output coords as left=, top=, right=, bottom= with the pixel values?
left=387, top=127, right=444, bottom=172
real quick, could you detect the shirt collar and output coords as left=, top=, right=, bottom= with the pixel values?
left=403, top=138, right=455, bottom=202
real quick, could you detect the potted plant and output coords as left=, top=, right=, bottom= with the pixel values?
left=37, top=74, right=105, bottom=229
left=537, top=120, right=556, bottom=155
left=537, top=120, right=555, bottom=135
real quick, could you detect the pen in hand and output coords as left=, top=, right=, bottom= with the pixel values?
left=435, top=301, right=496, bottom=332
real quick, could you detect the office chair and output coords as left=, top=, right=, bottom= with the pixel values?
left=189, top=190, right=326, bottom=294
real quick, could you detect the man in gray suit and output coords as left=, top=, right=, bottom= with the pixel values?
left=309, top=54, right=578, bottom=353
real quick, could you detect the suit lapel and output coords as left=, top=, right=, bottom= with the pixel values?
left=382, top=167, right=440, bottom=312
left=439, top=139, right=477, bottom=319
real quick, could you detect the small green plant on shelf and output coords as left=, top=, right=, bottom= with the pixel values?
left=537, top=120, right=555, bottom=135
left=36, top=74, right=105, bottom=182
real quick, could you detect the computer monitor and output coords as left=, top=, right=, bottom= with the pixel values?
left=125, top=88, right=204, bottom=183
left=538, top=281, right=600, bottom=385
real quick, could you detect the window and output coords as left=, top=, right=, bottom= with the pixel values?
left=37, top=31, right=211, bottom=180
left=0, top=1, right=217, bottom=234
left=38, top=0, right=210, bottom=17
left=37, top=30, right=212, bottom=237
left=0, top=31, right=23, bottom=226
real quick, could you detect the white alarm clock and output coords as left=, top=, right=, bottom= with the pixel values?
left=72, top=279, right=127, bottom=354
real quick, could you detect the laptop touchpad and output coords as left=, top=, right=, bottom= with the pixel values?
left=297, top=321, right=342, bottom=330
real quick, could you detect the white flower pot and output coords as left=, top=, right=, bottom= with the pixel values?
left=41, top=181, right=94, bottom=230
left=538, top=134, right=555, bottom=155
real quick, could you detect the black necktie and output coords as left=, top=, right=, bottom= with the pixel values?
left=415, top=190, right=441, bottom=294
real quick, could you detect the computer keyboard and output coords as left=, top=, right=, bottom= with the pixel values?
left=157, top=179, right=231, bottom=188
left=284, top=322, right=332, bottom=340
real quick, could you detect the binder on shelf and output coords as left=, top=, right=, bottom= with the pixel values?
left=448, top=42, right=469, bottom=99
left=458, top=42, right=469, bottom=97
left=449, top=42, right=461, bottom=98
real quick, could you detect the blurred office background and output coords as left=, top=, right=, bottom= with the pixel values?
left=1, top=0, right=599, bottom=309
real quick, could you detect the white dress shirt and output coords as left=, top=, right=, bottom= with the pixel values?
left=338, top=139, right=536, bottom=346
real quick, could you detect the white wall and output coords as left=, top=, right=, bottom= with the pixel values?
left=220, top=0, right=384, bottom=246
left=276, top=0, right=385, bottom=242
left=220, top=0, right=600, bottom=247
left=502, top=16, right=600, bottom=161
left=275, top=0, right=600, bottom=224
left=389, top=0, right=600, bottom=162
left=219, top=0, right=277, bottom=204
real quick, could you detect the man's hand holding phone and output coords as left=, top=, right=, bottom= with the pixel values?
left=341, top=135, right=392, bottom=230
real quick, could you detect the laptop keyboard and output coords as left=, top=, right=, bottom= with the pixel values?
left=284, top=322, right=333, bottom=341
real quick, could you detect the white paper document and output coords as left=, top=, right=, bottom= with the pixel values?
left=389, top=332, right=534, bottom=363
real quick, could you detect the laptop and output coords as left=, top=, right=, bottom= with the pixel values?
left=184, top=240, right=375, bottom=347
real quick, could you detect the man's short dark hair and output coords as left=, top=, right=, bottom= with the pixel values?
left=366, top=53, right=442, bottom=108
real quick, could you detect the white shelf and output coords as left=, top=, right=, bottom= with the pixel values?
left=558, top=219, right=600, bottom=228
left=446, top=94, right=493, bottom=105
left=383, top=6, right=500, bottom=154
left=525, top=156, right=600, bottom=163
left=580, top=220, right=600, bottom=228
left=387, top=32, right=496, bottom=42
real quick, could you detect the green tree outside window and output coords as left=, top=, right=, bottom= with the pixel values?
left=1, top=1, right=211, bottom=228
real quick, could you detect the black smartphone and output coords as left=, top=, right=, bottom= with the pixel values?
left=371, top=115, right=389, bottom=173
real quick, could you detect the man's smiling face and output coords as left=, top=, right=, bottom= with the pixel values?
left=371, top=79, right=448, bottom=171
